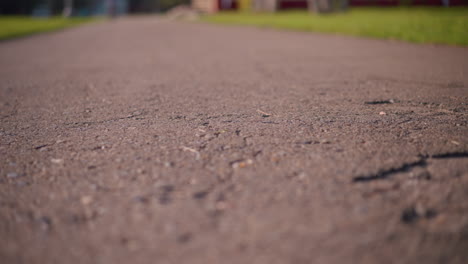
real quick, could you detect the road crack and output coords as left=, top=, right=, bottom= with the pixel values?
left=352, top=151, right=468, bottom=183
left=353, top=159, right=427, bottom=183
left=65, top=112, right=146, bottom=128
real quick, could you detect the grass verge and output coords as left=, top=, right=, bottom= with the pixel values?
left=0, top=16, right=97, bottom=41
left=202, top=8, right=468, bottom=46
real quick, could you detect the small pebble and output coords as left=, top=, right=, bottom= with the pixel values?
left=51, top=158, right=64, bottom=164
left=81, top=196, right=93, bottom=206
left=232, top=159, right=253, bottom=169
left=164, top=162, right=174, bottom=168
left=7, top=172, right=19, bottom=178
left=38, top=216, right=52, bottom=231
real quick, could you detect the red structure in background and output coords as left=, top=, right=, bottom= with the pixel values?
left=218, top=0, right=239, bottom=10
left=282, top=0, right=468, bottom=9
left=280, top=1, right=308, bottom=9
left=208, top=0, right=467, bottom=12
left=350, top=0, right=467, bottom=6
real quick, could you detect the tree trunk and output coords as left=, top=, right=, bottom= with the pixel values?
left=63, top=0, right=73, bottom=17
left=108, top=0, right=117, bottom=18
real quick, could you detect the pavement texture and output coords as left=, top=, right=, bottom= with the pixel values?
left=0, top=17, right=467, bottom=264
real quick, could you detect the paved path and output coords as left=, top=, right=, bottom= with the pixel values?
left=1, top=17, right=467, bottom=264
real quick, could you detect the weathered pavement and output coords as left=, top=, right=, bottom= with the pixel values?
left=1, top=17, right=467, bottom=264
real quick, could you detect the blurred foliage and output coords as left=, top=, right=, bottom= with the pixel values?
left=202, top=7, right=468, bottom=46
left=0, top=0, right=42, bottom=14
left=1, top=0, right=101, bottom=15
left=0, top=0, right=191, bottom=15
left=0, top=16, right=95, bottom=40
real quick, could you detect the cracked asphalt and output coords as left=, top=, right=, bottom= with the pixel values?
left=1, top=17, right=468, bottom=264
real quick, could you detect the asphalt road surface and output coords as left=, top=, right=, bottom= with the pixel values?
left=1, top=17, right=467, bottom=264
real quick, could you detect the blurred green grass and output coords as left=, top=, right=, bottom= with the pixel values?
left=202, top=8, right=468, bottom=46
left=0, top=16, right=96, bottom=41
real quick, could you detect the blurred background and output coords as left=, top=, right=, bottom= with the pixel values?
left=0, top=0, right=466, bottom=17
left=0, top=0, right=467, bottom=45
